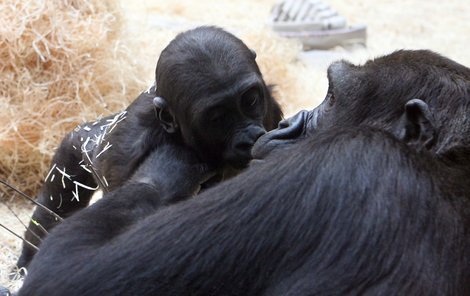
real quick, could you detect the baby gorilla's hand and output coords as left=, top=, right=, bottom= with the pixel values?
left=130, top=145, right=215, bottom=203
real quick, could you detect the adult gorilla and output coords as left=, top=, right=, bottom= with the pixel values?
left=17, top=26, right=283, bottom=269
left=16, top=50, right=470, bottom=295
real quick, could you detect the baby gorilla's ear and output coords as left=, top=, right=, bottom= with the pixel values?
left=153, top=97, right=178, bottom=133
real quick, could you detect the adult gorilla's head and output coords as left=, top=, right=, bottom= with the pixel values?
left=254, top=50, right=470, bottom=158
left=153, top=26, right=282, bottom=169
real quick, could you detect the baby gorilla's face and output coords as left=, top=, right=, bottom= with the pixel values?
left=180, top=77, right=269, bottom=170
left=155, top=27, right=282, bottom=171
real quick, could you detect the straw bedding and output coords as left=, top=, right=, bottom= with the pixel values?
left=0, top=0, right=149, bottom=196
left=0, top=0, right=309, bottom=197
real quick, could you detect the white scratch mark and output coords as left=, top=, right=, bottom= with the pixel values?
left=57, top=194, right=63, bottom=209
left=81, top=136, right=91, bottom=153
left=72, top=183, right=80, bottom=202
left=73, top=181, right=99, bottom=191
left=44, top=163, right=57, bottom=182
left=102, top=175, right=109, bottom=187
left=56, top=167, right=71, bottom=189
left=81, top=136, right=94, bottom=167
left=96, top=142, right=112, bottom=159
left=80, top=165, right=92, bottom=173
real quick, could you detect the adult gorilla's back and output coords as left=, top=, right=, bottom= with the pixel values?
left=18, top=128, right=469, bottom=295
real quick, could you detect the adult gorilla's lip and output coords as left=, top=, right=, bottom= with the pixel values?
left=252, top=138, right=298, bottom=160
left=252, top=110, right=310, bottom=159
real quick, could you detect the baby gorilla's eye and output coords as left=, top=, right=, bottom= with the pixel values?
left=248, top=95, right=258, bottom=106
left=241, top=88, right=263, bottom=116
left=242, top=89, right=260, bottom=106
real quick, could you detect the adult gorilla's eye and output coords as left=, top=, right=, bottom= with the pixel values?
left=324, top=80, right=336, bottom=108
left=327, top=92, right=336, bottom=107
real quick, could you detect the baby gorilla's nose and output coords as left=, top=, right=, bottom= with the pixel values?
left=227, top=125, right=266, bottom=169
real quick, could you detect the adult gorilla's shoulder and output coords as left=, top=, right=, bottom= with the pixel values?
left=16, top=50, right=470, bottom=295
left=18, top=126, right=470, bottom=295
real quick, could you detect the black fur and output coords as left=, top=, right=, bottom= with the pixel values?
left=17, top=26, right=282, bottom=269
left=15, top=50, right=470, bottom=295
left=254, top=50, right=470, bottom=158
left=18, top=127, right=470, bottom=295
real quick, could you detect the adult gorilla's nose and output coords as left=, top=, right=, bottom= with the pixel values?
left=252, top=110, right=311, bottom=159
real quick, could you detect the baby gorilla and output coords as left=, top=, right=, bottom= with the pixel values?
left=17, top=26, right=282, bottom=269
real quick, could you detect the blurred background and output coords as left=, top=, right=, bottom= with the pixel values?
left=1, top=0, right=469, bottom=290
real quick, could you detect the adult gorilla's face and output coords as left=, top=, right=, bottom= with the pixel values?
left=253, top=50, right=470, bottom=159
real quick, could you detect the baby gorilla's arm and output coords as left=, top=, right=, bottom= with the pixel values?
left=27, top=144, right=214, bottom=252
left=130, top=144, right=214, bottom=203
left=17, top=144, right=214, bottom=296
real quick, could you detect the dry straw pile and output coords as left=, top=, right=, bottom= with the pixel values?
left=0, top=0, right=148, bottom=195
left=0, top=0, right=311, bottom=198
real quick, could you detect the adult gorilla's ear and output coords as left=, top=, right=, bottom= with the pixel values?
left=153, top=97, right=179, bottom=133
left=396, top=98, right=437, bottom=150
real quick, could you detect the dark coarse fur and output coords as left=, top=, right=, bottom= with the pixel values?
left=14, top=50, right=470, bottom=295
left=325, top=50, right=470, bottom=152
left=18, top=127, right=469, bottom=295
left=255, top=50, right=470, bottom=158
left=250, top=49, right=470, bottom=294
left=16, top=26, right=282, bottom=269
